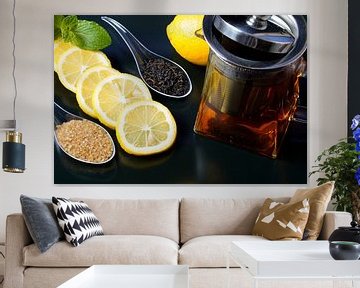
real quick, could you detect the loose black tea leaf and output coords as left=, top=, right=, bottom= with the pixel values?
left=140, top=58, right=190, bottom=96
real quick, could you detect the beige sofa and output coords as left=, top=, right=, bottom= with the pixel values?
left=4, top=198, right=352, bottom=288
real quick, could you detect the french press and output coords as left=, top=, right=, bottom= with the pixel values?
left=194, top=15, right=307, bottom=158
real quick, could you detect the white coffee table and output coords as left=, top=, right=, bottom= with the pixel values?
left=229, top=241, right=360, bottom=288
left=57, top=265, right=189, bottom=288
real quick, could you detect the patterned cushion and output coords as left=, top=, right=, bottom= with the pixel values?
left=52, top=197, right=103, bottom=246
left=289, top=181, right=334, bottom=240
left=252, top=198, right=310, bottom=240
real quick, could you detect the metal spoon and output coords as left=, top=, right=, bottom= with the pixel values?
left=101, top=16, right=192, bottom=98
left=54, top=102, right=115, bottom=165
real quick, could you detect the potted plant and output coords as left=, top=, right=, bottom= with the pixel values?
left=310, top=115, right=360, bottom=222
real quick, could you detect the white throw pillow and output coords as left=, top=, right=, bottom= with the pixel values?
left=52, top=197, right=103, bottom=246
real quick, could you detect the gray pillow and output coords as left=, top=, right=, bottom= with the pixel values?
left=20, top=195, right=64, bottom=253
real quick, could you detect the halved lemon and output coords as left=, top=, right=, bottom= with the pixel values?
left=166, top=15, right=209, bottom=66
left=92, top=74, right=152, bottom=129
left=57, top=46, right=111, bottom=93
left=54, top=39, right=74, bottom=72
left=76, top=66, right=121, bottom=118
left=116, top=100, right=177, bottom=156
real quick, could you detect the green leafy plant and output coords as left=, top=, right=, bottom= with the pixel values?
left=310, top=116, right=360, bottom=222
left=54, top=15, right=111, bottom=51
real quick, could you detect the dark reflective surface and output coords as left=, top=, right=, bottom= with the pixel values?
left=54, top=15, right=307, bottom=184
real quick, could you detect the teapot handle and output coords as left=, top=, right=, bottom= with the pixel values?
left=292, top=56, right=307, bottom=124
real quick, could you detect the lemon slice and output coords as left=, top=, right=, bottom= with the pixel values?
left=116, top=100, right=177, bottom=156
left=54, top=39, right=74, bottom=72
left=57, top=46, right=111, bottom=93
left=92, top=74, right=152, bottom=129
left=76, top=66, right=121, bottom=118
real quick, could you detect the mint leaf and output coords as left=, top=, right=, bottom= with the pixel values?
left=62, top=15, right=78, bottom=29
left=71, top=20, right=112, bottom=50
left=54, top=15, right=64, bottom=40
left=54, top=15, right=112, bottom=51
left=61, top=15, right=78, bottom=42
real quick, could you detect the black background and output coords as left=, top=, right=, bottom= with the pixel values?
left=348, top=0, right=360, bottom=135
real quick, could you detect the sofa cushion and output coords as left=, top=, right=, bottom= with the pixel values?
left=290, top=181, right=334, bottom=240
left=23, top=235, right=178, bottom=267
left=52, top=197, right=104, bottom=247
left=23, top=268, right=86, bottom=288
left=20, top=195, right=64, bottom=253
left=179, top=235, right=267, bottom=268
left=72, top=198, right=179, bottom=243
left=252, top=198, right=310, bottom=240
left=180, top=198, right=288, bottom=243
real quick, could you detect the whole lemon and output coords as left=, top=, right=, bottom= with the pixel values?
left=166, top=15, right=210, bottom=66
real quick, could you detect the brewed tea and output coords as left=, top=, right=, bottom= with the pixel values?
left=194, top=57, right=303, bottom=158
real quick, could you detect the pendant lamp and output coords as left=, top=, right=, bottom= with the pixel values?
left=1, top=0, right=25, bottom=173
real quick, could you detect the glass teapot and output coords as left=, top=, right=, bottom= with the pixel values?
left=194, top=15, right=307, bottom=158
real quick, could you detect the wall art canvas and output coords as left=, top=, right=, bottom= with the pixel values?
left=54, top=15, right=307, bottom=184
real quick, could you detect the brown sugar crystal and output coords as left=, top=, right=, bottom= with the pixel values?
left=56, top=119, right=113, bottom=163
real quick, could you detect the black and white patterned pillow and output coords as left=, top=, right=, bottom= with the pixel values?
left=52, top=197, right=103, bottom=247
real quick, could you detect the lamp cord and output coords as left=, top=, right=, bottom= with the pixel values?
left=11, top=0, right=17, bottom=129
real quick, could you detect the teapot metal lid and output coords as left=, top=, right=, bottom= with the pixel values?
left=203, top=15, right=307, bottom=70
left=213, top=15, right=295, bottom=54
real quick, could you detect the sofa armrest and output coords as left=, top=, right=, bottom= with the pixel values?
left=4, top=213, right=33, bottom=288
left=318, top=211, right=352, bottom=240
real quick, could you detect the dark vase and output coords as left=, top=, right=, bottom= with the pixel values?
left=329, top=241, right=360, bottom=260
left=328, top=221, right=360, bottom=244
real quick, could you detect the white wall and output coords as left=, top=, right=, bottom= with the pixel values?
left=0, top=0, right=348, bottom=242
